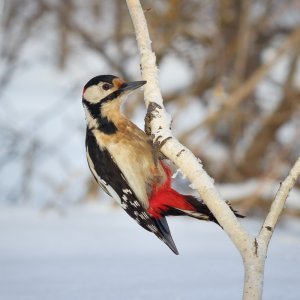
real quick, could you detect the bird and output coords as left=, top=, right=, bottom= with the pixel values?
left=82, top=74, right=243, bottom=255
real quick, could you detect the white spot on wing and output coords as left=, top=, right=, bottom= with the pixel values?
left=132, top=200, right=139, bottom=208
left=123, top=189, right=132, bottom=194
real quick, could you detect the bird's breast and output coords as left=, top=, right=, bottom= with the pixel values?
left=92, top=120, right=165, bottom=208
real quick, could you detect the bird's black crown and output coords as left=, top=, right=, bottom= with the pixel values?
left=84, top=75, right=118, bottom=91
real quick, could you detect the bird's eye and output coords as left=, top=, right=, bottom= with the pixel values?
left=102, top=83, right=111, bottom=91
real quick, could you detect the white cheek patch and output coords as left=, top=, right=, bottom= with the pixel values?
left=84, top=86, right=102, bottom=103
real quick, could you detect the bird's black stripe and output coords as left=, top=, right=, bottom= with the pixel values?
left=99, top=89, right=123, bottom=105
left=82, top=99, right=117, bottom=134
left=82, top=99, right=101, bottom=119
left=82, top=89, right=123, bottom=116
left=97, top=117, right=117, bottom=134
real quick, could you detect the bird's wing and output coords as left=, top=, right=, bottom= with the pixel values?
left=85, top=128, right=179, bottom=254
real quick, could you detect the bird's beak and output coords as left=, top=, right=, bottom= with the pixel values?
left=119, top=80, right=147, bottom=93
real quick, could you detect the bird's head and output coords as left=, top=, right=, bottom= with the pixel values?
left=82, top=74, right=146, bottom=105
left=82, top=75, right=146, bottom=128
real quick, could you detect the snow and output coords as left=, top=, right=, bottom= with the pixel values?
left=0, top=204, right=300, bottom=300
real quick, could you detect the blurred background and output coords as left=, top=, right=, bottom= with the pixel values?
left=1, top=0, right=299, bottom=216
left=1, top=1, right=300, bottom=300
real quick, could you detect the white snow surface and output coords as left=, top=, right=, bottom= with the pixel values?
left=0, top=204, right=299, bottom=300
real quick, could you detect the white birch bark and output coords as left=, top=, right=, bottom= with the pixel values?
left=126, top=0, right=300, bottom=299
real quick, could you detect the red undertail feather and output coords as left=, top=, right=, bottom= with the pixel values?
left=148, top=162, right=244, bottom=222
left=148, top=162, right=195, bottom=219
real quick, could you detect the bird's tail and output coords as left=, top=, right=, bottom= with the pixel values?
left=148, top=188, right=243, bottom=225
left=169, top=194, right=244, bottom=224
left=148, top=163, right=244, bottom=224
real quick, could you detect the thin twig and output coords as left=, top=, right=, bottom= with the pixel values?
left=258, top=157, right=300, bottom=245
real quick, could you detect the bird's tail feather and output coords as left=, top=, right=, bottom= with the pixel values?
left=180, top=195, right=244, bottom=224
left=148, top=162, right=244, bottom=224
left=152, top=217, right=179, bottom=255
left=148, top=184, right=244, bottom=224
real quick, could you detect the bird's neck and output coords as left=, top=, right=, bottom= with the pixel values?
left=100, top=99, right=123, bottom=124
left=83, top=98, right=125, bottom=134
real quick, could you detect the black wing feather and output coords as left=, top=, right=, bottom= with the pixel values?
left=85, top=128, right=179, bottom=254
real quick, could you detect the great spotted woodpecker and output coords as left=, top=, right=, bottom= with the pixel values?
left=82, top=75, right=243, bottom=255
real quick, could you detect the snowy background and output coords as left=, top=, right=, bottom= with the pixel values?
left=1, top=0, right=300, bottom=299
left=1, top=204, right=300, bottom=300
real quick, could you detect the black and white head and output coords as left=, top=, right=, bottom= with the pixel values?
left=82, top=75, right=146, bottom=129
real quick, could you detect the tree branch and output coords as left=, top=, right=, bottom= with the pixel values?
left=258, top=157, right=300, bottom=246
left=126, top=0, right=251, bottom=255
left=126, top=1, right=300, bottom=299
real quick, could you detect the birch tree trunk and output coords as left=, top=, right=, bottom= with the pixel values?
left=126, top=0, right=300, bottom=299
